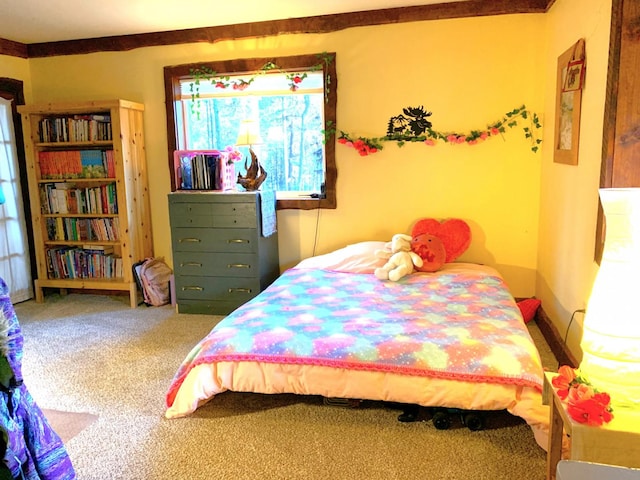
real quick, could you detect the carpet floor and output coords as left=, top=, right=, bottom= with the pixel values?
left=41, top=409, right=99, bottom=443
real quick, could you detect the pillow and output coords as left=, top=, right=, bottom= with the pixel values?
left=294, top=241, right=387, bottom=273
left=411, top=218, right=472, bottom=263
left=517, top=298, right=541, bottom=323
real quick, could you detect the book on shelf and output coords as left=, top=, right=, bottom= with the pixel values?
left=39, top=114, right=112, bottom=143
left=80, top=150, right=107, bottom=178
left=45, top=217, right=120, bottom=242
left=46, top=246, right=121, bottom=280
left=104, top=150, right=116, bottom=178
left=81, top=244, right=115, bottom=254
left=41, top=183, right=118, bottom=215
left=38, top=151, right=83, bottom=178
left=45, top=183, right=71, bottom=214
left=174, top=150, right=223, bottom=190
left=38, top=150, right=113, bottom=179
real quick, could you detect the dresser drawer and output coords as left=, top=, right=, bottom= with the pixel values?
left=176, top=299, right=247, bottom=316
left=170, top=214, right=256, bottom=229
left=174, top=275, right=260, bottom=302
left=171, top=228, right=258, bottom=253
left=169, top=202, right=256, bottom=228
left=173, top=251, right=258, bottom=277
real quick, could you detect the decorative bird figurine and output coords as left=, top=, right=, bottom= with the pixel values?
left=237, top=148, right=267, bottom=191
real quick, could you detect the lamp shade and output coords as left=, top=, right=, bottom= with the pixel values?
left=235, top=119, right=263, bottom=147
left=580, top=188, right=640, bottom=409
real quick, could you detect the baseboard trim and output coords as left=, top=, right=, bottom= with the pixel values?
left=535, top=306, right=579, bottom=368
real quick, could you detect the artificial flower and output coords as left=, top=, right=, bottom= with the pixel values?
left=337, top=132, right=382, bottom=156
left=551, top=364, right=577, bottom=399
left=566, top=392, right=614, bottom=426
left=567, top=382, right=595, bottom=404
left=552, top=365, right=614, bottom=425
left=223, top=146, right=243, bottom=164
left=232, top=80, right=251, bottom=91
left=286, top=73, right=308, bottom=92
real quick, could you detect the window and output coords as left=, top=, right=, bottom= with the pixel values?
left=164, top=53, right=337, bottom=210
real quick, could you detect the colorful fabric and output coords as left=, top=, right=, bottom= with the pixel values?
left=0, top=278, right=76, bottom=480
left=259, top=190, right=277, bottom=237
left=167, top=267, right=543, bottom=407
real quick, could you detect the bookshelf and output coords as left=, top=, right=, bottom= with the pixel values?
left=18, top=100, right=153, bottom=307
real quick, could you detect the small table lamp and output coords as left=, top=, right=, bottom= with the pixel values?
left=235, top=119, right=267, bottom=191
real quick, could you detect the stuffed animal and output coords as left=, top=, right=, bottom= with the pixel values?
left=375, top=219, right=473, bottom=281
left=411, top=233, right=446, bottom=272
left=374, top=234, right=424, bottom=281
left=411, top=218, right=472, bottom=272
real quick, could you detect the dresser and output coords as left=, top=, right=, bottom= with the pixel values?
left=168, top=191, right=279, bottom=315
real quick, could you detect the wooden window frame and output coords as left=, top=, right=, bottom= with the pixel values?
left=163, top=53, right=337, bottom=210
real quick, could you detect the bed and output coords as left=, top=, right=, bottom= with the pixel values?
left=165, top=241, right=550, bottom=450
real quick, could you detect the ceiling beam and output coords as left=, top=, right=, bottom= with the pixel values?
left=1, top=0, right=554, bottom=59
left=0, top=37, right=28, bottom=58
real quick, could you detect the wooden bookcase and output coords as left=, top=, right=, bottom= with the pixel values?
left=18, top=99, right=153, bottom=307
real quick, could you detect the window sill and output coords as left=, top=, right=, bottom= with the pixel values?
left=277, top=195, right=336, bottom=210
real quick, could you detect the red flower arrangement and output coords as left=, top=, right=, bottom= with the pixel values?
left=551, top=365, right=614, bottom=427
left=337, top=134, right=381, bottom=156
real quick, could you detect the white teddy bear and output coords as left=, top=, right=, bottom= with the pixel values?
left=374, top=233, right=423, bottom=282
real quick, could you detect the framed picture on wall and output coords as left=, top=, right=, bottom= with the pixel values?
left=554, top=39, right=586, bottom=165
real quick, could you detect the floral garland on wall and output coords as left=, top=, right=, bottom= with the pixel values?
left=189, top=52, right=335, bottom=112
left=338, top=105, right=542, bottom=156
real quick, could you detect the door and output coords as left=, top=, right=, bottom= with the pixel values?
left=0, top=78, right=34, bottom=302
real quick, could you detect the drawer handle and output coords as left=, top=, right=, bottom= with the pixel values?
left=228, top=288, right=252, bottom=294
left=179, top=238, right=201, bottom=243
left=227, top=264, right=251, bottom=269
left=181, top=286, right=204, bottom=291
left=180, top=262, right=202, bottom=267
left=228, top=239, right=249, bottom=244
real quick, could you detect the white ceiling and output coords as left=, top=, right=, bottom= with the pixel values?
left=0, top=0, right=468, bottom=44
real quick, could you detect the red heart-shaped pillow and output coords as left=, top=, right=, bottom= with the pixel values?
left=411, top=218, right=471, bottom=263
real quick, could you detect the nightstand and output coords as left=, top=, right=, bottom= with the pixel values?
left=544, top=372, right=640, bottom=480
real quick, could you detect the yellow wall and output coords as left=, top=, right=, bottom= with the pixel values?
left=1, top=0, right=621, bottom=362
left=537, top=0, right=612, bottom=359
left=0, top=54, right=32, bottom=101
left=26, top=14, right=546, bottom=298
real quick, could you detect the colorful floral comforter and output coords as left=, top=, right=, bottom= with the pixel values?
left=167, top=264, right=545, bottom=423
